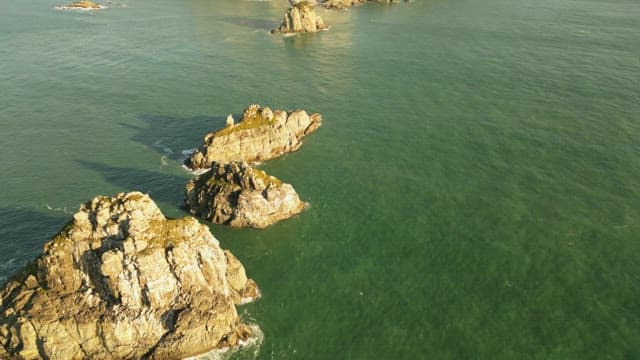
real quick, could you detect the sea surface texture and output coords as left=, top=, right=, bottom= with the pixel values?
left=1, top=0, right=639, bottom=358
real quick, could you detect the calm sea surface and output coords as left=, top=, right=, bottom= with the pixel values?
left=1, top=0, right=639, bottom=358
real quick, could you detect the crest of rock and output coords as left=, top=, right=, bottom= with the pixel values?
left=185, top=162, right=307, bottom=229
left=0, top=192, right=260, bottom=359
left=185, top=104, right=322, bottom=171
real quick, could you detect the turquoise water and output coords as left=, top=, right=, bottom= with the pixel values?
left=1, top=0, right=640, bottom=358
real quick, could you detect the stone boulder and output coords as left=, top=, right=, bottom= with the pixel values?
left=185, top=162, right=307, bottom=229
left=271, top=1, right=329, bottom=34
left=0, top=192, right=260, bottom=359
left=185, top=104, right=322, bottom=171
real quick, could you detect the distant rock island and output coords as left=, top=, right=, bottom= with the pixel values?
left=185, top=104, right=322, bottom=171
left=63, top=0, right=102, bottom=9
left=0, top=192, right=260, bottom=359
left=320, top=0, right=408, bottom=9
left=272, top=0, right=328, bottom=34
left=185, top=161, right=307, bottom=229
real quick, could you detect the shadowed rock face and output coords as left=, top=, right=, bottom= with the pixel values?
left=272, top=1, right=328, bottom=34
left=185, top=104, right=322, bottom=171
left=0, top=192, right=260, bottom=359
left=185, top=162, right=307, bottom=229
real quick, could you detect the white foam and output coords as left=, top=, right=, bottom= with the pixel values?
left=181, top=164, right=211, bottom=175
left=183, top=323, right=263, bottom=360
left=0, top=258, right=17, bottom=283
left=45, top=204, right=71, bottom=214
left=153, top=140, right=174, bottom=155
left=182, top=148, right=197, bottom=156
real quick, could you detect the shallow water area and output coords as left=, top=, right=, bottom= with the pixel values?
left=1, top=0, right=639, bottom=358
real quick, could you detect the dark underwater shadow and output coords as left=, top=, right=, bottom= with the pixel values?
left=0, top=208, right=69, bottom=286
left=123, top=114, right=227, bottom=162
left=221, top=16, right=276, bottom=31
left=76, top=160, right=191, bottom=208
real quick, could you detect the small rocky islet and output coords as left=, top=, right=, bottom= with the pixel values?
left=185, top=104, right=322, bottom=171
left=271, top=0, right=328, bottom=34
left=271, top=0, right=411, bottom=34
left=0, top=192, right=260, bottom=359
left=185, top=161, right=307, bottom=229
left=60, top=0, right=103, bottom=9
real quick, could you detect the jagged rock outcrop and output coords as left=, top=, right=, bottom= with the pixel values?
left=185, top=162, right=307, bottom=229
left=0, top=192, right=260, bottom=359
left=185, top=104, right=322, bottom=171
left=271, top=1, right=328, bottom=34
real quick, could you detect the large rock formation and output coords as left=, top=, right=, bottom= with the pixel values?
left=185, top=104, right=322, bottom=171
left=0, top=192, right=260, bottom=359
left=185, top=162, right=307, bottom=229
left=271, top=1, right=328, bottom=34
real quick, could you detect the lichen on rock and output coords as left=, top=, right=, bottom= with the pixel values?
left=185, top=104, right=322, bottom=171
left=185, top=161, right=307, bottom=229
left=0, top=192, right=260, bottom=359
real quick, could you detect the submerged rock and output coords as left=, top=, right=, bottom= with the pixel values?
left=0, top=192, right=260, bottom=359
left=185, top=162, right=307, bottom=229
left=271, top=0, right=328, bottom=34
left=185, top=104, right=322, bottom=171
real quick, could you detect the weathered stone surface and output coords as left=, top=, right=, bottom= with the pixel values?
left=185, top=162, right=307, bottom=229
left=271, top=1, right=329, bottom=34
left=0, top=192, right=260, bottom=359
left=185, top=104, right=322, bottom=171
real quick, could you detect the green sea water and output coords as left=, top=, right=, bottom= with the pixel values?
left=1, top=0, right=640, bottom=358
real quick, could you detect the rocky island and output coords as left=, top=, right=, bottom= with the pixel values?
left=271, top=0, right=328, bottom=34
left=185, top=104, right=322, bottom=171
left=320, top=0, right=408, bottom=9
left=0, top=192, right=260, bottom=359
left=63, top=0, right=102, bottom=9
left=185, top=161, right=307, bottom=229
